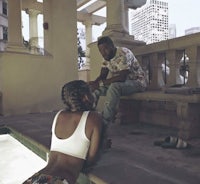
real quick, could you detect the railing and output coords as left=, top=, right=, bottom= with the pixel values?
left=133, top=32, right=200, bottom=90
left=79, top=33, right=200, bottom=87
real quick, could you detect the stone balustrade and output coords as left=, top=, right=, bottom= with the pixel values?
left=81, top=33, right=200, bottom=87
left=133, top=32, right=200, bottom=90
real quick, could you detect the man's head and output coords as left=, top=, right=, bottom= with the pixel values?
left=97, top=36, right=116, bottom=61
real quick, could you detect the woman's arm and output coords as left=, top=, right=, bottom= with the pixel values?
left=82, top=112, right=103, bottom=172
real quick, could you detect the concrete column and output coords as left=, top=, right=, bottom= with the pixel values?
left=124, top=3, right=130, bottom=34
left=82, top=20, right=93, bottom=70
left=101, top=0, right=146, bottom=49
left=6, top=0, right=28, bottom=52
left=26, top=9, right=41, bottom=49
left=43, top=0, right=53, bottom=54
left=103, top=0, right=128, bottom=36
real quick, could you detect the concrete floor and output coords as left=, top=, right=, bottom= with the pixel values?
left=0, top=111, right=200, bottom=184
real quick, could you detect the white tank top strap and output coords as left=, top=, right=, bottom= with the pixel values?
left=52, top=110, right=63, bottom=132
left=75, top=111, right=90, bottom=134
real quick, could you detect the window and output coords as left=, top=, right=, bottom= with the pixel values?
left=3, top=27, right=8, bottom=41
left=3, top=1, right=7, bottom=16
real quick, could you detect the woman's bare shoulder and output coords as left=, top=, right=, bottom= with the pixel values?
left=57, top=110, right=82, bottom=120
left=88, top=111, right=103, bottom=127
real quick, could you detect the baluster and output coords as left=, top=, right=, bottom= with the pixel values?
left=185, top=45, right=200, bottom=87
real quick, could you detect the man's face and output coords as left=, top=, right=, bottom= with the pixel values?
left=98, top=43, right=115, bottom=61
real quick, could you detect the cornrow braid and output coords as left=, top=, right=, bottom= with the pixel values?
left=61, top=80, right=93, bottom=112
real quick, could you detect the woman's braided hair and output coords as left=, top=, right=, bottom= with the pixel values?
left=61, top=80, right=93, bottom=112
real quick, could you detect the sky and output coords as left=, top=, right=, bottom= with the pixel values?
left=166, top=0, right=200, bottom=36
left=79, top=0, right=200, bottom=41
left=22, top=0, right=200, bottom=47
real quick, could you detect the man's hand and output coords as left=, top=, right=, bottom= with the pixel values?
left=88, top=81, right=99, bottom=92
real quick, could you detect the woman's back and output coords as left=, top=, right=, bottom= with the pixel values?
left=41, top=110, right=102, bottom=183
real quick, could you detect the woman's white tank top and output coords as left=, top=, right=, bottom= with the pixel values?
left=50, top=111, right=90, bottom=159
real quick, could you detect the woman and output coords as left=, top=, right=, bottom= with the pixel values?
left=23, top=80, right=103, bottom=184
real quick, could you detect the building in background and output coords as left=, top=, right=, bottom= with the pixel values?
left=169, top=24, right=176, bottom=39
left=0, top=0, right=8, bottom=51
left=185, top=27, right=200, bottom=35
left=130, top=0, right=168, bottom=44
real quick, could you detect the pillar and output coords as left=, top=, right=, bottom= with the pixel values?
left=26, top=9, right=41, bottom=50
left=43, top=0, right=53, bottom=54
left=101, top=0, right=146, bottom=49
left=6, top=0, right=28, bottom=53
left=103, top=0, right=128, bottom=36
left=124, top=3, right=130, bottom=34
left=82, top=20, right=93, bottom=70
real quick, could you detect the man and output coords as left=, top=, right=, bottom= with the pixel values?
left=89, top=36, right=147, bottom=126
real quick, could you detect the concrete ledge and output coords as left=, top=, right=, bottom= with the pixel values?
left=119, top=90, right=200, bottom=140
left=121, top=90, right=200, bottom=103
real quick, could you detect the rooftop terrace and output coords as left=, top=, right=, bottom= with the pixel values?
left=1, top=111, right=200, bottom=184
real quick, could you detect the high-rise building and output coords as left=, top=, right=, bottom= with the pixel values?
left=130, top=0, right=168, bottom=44
left=169, top=24, right=176, bottom=39
left=185, top=27, right=200, bottom=35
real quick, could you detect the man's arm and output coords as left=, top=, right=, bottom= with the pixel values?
left=95, top=67, right=109, bottom=82
left=102, top=69, right=130, bottom=86
left=88, top=67, right=109, bottom=91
